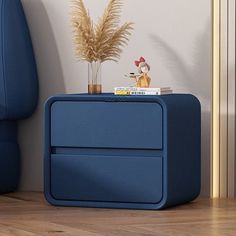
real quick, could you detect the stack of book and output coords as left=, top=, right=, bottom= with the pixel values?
left=114, top=87, right=173, bottom=96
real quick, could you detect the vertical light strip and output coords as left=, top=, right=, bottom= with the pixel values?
left=212, top=0, right=220, bottom=198
left=212, top=0, right=236, bottom=199
left=219, top=0, right=228, bottom=198
left=227, top=0, right=236, bottom=198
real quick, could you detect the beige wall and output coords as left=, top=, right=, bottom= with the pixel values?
left=19, top=0, right=212, bottom=196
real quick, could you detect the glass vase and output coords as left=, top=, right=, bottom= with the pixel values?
left=88, top=61, right=102, bottom=94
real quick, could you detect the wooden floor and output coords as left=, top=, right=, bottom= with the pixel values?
left=0, top=193, right=236, bottom=236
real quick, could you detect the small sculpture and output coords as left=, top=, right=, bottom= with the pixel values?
left=129, top=57, right=151, bottom=88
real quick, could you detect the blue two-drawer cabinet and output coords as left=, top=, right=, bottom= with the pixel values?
left=44, top=94, right=201, bottom=209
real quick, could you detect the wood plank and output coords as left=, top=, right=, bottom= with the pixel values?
left=0, top=192, right=236, bottom=236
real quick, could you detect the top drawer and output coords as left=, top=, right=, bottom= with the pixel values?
left=50, top=101, right=163, bottom=149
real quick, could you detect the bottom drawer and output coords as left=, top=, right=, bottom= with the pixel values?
left=50, top=154, right=163, bottom=204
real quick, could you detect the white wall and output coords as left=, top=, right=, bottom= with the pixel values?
left=19, top=0, right=212, bottom=196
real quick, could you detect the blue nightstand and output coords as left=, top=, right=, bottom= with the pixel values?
left=44, top=94, right=201, bottom=209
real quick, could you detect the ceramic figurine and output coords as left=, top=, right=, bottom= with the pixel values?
left=129, top=57, right=151, bottom=88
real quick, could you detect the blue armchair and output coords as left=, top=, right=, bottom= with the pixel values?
left=0, top=0, right=38, bottom=193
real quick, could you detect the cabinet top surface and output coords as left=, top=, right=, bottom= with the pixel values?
left=45, top=93, right=201, bottom=110
left=54, top=93, right=186, bottom=97
left=48, top=93, right=195, bottom=100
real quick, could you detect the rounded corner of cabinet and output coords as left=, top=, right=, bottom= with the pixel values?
left=189, top=94, right=201, bottom=109
left=153, top=200, right=167, bottom=210
left=44, top=96, right=58, bottom=110
left=44, top=190, right=57, bottom=206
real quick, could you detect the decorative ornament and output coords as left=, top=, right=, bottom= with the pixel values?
left=71, top=0, right=134, bottom=94
left=129, top=57, right=151, bottom=88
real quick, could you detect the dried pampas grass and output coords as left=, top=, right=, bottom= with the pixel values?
left=71, top=0, right=133, bottom=62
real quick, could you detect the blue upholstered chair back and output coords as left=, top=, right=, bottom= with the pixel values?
left=0, top=0, right=38, bottom=193
left=0, top=0, right=38, bottom=120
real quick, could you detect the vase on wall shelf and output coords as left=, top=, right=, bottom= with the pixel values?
left=88, top=61, right=102, bottom=94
